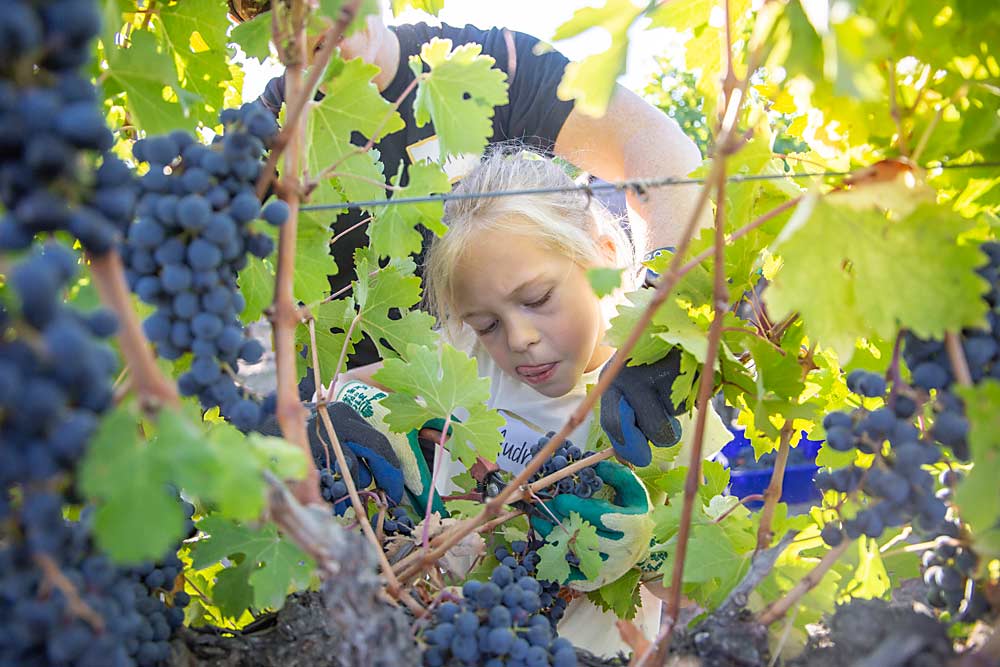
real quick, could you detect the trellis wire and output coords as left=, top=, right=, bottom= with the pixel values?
left=298, top=160, right=999, bottom=213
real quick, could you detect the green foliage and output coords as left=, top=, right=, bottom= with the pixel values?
left=390, top=0, right=444, bottom=16
left=767, top=199, right=990, bottom=362
left=586, top=568, right=642, bottom=620
left=64, top=0, right=1000, bottom=642
left=230, top=11, right=272, bottom=60
left=191, top=516, right=315, bottom=616
left=536, top=512, right=602, bottom=583
left=373, top=343, right=505, bottom=467
left=954, top=381, right=1000, bottom=559
left=102, top=0, right=242, bottom=133
left=552, top=0, right=646, bottom=116
left=586, top=267, right=624, bottom=297
left=409, top=38, right=510, bottom=158
left=369, top=161, right=451, bottom=259
left=80, top=403, right=307, bottom=563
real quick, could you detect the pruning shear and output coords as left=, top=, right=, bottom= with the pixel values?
left=471, top=456, right=555, bottom=522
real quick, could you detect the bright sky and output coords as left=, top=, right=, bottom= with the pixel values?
left=239, top=0, right=686, bottom=102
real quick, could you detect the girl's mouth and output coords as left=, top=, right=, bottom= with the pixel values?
left=516, top=362, right=558, bottom=385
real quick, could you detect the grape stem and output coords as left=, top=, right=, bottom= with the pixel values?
left=717, top=530, right=799, bottom=616
left=305, top=314, right=423, bottom=610
left=322, top=311, right=363, bottom=405
left=271, top=16, right=321, bottom=506
left=34, top=553, right=106, bottom=632
left=713, top=493, right=765, bottom=524
left=756, top=539, right=851, bottom=625
left=945, top=331, right=973, bottom=387
left=887, top=61, right=912, bottom=158
left=640, top=2, right=763, bottom=662
left=88, top=251, right=179, bottom=411
left=659, top=137, right=732, bottom=657
left=885, top=330, right=905, bottom=409
left=306, top=315, right=335, bottom=469
left=756, top=423, right=797, bottom=552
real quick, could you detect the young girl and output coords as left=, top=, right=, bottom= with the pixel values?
left=334, top=146, right=727, bottom=657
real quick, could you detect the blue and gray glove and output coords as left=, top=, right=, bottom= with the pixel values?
left=258, top=401, right=407, bottom=508
left=600, top=348, right=684, bottom=467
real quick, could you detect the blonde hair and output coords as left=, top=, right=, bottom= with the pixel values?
left=423, top=145, right=641, bottom=338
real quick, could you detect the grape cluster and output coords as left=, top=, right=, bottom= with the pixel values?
left=0, top=244, right=118, bottom=513
left=494, top=542, right=568, bottom=630
left=922, top=533, right=989, bottom=622
left=421, top=563, right=578, bottom=667
left=0, top=494, right=189, bottom=667
left=319, top=458, right=370, bottom=515
left=527, top=435, right=605, bottom=499
left=0, top=1, right=137, bottom=255
left=373, top=506, right=415, bottom=537
left=816, top=370, right=947, bottom=544
left=122, top=103, right=289, bottom=431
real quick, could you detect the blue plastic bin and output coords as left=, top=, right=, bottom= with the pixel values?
left=716, top=427, right=822, bottom=508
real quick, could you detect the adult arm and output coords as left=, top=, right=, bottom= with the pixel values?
left=553, top=84, right=711, bottom=252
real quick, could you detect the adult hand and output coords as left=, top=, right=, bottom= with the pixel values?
left=599, top=348, right=684, bottom=467
left=530, top=460, right=654, bottom=592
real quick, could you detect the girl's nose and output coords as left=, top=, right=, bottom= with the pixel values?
left=506, top=316, right=540, bottom=353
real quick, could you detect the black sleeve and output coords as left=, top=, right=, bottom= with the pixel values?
left=259, top=74, right=286, bottom=118
left=497, top=30, right=575, bottom=152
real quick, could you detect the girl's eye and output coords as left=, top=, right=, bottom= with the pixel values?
left=475, top=321, right=498, bottom=336
left=526, top=289, right=553, bottom=308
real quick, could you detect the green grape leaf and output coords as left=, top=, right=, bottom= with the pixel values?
left=954, top=381, right=1000, bottom=558
left=658, top=517, right=753, bottom=590
left=80, top=401, right=309, bottom=564
left=158, top=0, right=233, bottom=124
left=369, top=160, right=451, bottom=260
left=230, top=11, right=272, bottom=60
left=553, top=0, right=645, bottom=117
left=536, top=512, right=602, bottom=583
left=307, top=58, right=402, bottom=208
left=390, top=0, right=444, bottom=15
left=79, top=405, right=184, bottom=563
left=586, top=568, right=642, bottom=620
left=701, top=459, right=731, bottom=499
left=295, top=297, right=358, bottom=380
left=373, top=343, right=505, bottom=467
left=290, top=207, right=338, bottom=307
left=106, top=30, right=188, bottom=134
left=165, top=411, right=308, bottom=519
left=191, top=516, right=314, bottom=612
left=354, top=252, right=437, bottom=359
left=586, top=267, right=623, bottom=297
left=237, top=256, right=275, bottom=323
left=409, top=38, right=509, bottom=158
left=838, top=536, right=891, bottom=600
left=647, top=0, right=711, bottom=32
left=317, top=0, right=380, bottom=33
left=767, top=200, right=990, bottom=362
left=606, top=288, right=675, bottom=365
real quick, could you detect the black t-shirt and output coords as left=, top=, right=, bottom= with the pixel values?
left=259, top=22, right=575, bottom=366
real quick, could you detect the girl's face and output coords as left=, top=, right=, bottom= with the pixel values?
left=452, top=228, right=614, bottom=398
